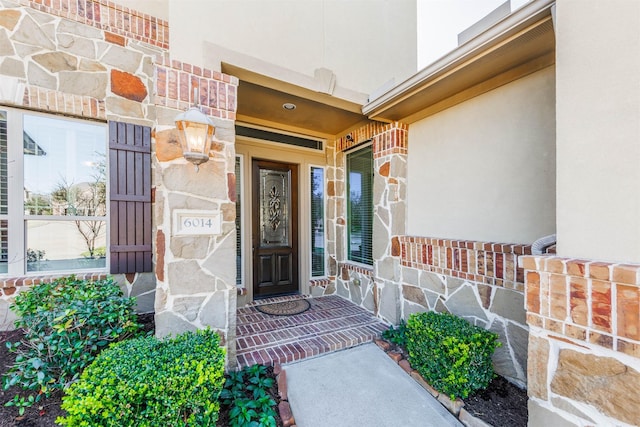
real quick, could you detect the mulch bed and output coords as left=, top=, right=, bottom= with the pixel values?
left=384, top=342, right=528, bottom=427
left=1, top=314, right=525, bottom=427
left=0, top=328, right=64, bottom=427
left=463, top=375, right=528, bottom=427
left=0, top=314, right=281, bottom=427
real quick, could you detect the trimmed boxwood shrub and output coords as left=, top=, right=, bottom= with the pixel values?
left=406, top=312, right=500, bottom=399
left=57, top=329, right=226, bottom=427
left=2, top=276, right=139, bottom=409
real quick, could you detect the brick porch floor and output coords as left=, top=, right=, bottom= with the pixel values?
left=235, top=294, right=388, bottom=369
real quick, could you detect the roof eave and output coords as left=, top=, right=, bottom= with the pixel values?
left=363, top=0, right=556, bottom=120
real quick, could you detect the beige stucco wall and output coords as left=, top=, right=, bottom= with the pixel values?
left=555, top=0, right=640, bottom=264
left=167, top=0, right=417, bottom=95
left=112, top=0, right=169, bottom=20
left=407, top=66, right=556, bottom=244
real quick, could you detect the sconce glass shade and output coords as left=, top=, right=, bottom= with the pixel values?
left=175, top=107, right=215, bottom=170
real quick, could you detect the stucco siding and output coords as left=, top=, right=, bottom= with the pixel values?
left=168, top=0, right=417, bottom=95
left=555, top=0, right=640, bottom=264
left=407, top=66, right=556, bottom=244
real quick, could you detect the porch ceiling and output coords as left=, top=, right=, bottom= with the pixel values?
left=223, top=63, right=369, bottom=138
left=363, top=0, right=556, bottom=124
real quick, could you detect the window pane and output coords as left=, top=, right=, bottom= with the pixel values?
left=26, top=220, right=106, bottom=272
left=0, top=220, right=6, bottom=274
left=23, top=115, right=106, bottom=216
left=235, top=157, right=242, bottom=286
left=311, top=167, right=325, bottom=276
left=0, top=111, right=7, bottom=215
left=347, top=147, right=373, bottom=265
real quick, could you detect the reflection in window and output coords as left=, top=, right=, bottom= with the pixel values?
left=311, top=167, right=325, bottom=276
left=23, top=115, right=106, bottom=273
left=26, top=220, right=106, bottom=272
left=347, top=146, right=373, bottom=265
left=24, top=115, right=106, bottom=217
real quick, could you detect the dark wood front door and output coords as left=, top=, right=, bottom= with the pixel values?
left=252, top=159, right=298, bottom=298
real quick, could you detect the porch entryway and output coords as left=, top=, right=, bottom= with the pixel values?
left=236, top=294, right=388, bottom=368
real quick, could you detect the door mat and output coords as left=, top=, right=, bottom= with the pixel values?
left=255, top=299, right=311, bottom=316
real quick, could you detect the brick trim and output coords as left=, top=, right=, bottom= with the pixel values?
left=336, top=122, right=408, bottom=157
left=0, top=272, right=108, bottom=296
left=21, top=85, right=107, bottom=120
left=154, top=58, right=238, bottom=120
left=21, top=0, right=169, bottom=49
left=340, top=262, right=373, bottom=278
left=372, top=122, right=408, bottom=159
left=309, top=278, right=332, bottom=287
left=400, top=236, right=531, bottom=291
left=523, top=255, right=640, bottom=358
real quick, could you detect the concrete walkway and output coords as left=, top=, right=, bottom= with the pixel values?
left=284, top=343, right=462, bottom=427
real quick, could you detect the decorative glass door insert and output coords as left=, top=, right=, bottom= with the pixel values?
left=260, top=169, right=290, bottom=246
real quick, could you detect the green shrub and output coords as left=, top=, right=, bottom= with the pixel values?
left=57, top=329, right=226, bottom=427
left=406, top=312, right=500, bottom=399
left=2, top=276, right=139, bottom=410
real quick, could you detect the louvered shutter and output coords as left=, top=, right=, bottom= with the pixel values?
left=109, top=121, right=152, bottom=273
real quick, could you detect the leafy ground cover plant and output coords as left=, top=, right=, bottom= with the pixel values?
left=57, top=328, right=226, bottom=426
left=406, top=311, right=500, bottom=399
left=220, top=364, right=279, bottom=427
left=2, top=276, right=139, bottom=413
left=381, top=319, right=407, bottom=347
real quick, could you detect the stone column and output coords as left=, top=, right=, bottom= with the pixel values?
left=152, top=59, right=239, bottom=368
left=372, top=123, right=408, bottom=324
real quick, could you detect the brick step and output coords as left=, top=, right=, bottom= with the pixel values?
left=236, top=323, right=387, bottom=368
left=235, top=295, right=390, bottom=369
left=236, top=299, right=368, bottom=325
left=236, top=314, right=385, bottom=352
left=237, top=311, right=379, bottom=338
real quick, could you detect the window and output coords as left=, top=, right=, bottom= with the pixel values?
left=0, top=112, right=7, bottom=274
left=235, top=155, right=243, bottom=286
left=2, top=109, right=107, bottom=275
left=310, top=166, right=325, bottom=276
left=347, top=145, right=373, bottom=265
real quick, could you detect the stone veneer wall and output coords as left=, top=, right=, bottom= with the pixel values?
left=522, top=256, right=640, bottom=426
left=0, top=0, right=165, bottom=329
left=0, top=0, right=239, bottom=370
left=331, top=123, right=408, bottom=325
left=399, top=237, right=531, bottom=386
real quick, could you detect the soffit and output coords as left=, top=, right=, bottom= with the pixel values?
left=223, top=63, right=369, bottom=138
left=364, top=3, right=556, bottom=124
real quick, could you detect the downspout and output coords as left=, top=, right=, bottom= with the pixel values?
left=531, top=234, right=556, bottom=255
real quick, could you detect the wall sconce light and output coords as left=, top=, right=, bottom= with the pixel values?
left=174, top=88, right=215, bottom=172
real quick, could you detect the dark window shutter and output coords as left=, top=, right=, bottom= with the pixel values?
left=109, top=121, right=152, bottom=273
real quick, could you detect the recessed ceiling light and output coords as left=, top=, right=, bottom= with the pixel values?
left=282, top=103, right=296, bottom=111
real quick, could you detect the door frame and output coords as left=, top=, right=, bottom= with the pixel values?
left=235, top=135, right=327, bottom=303
left=251, top=158, right=299, bottom=298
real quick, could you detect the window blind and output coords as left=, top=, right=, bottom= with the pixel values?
left=347, top=146, right=373, bottom=265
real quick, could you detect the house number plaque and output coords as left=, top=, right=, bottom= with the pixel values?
left=173, top=210, right=221, bottom=236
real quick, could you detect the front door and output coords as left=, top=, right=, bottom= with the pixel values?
left=252, top=159, right=298, bottom=298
